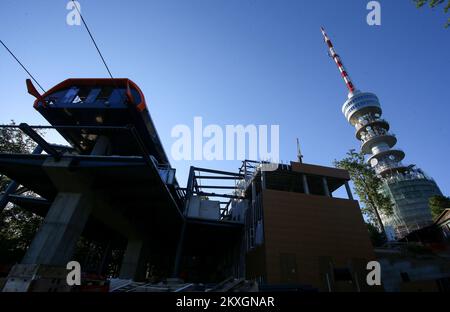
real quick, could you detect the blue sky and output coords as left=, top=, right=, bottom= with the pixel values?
left=0, top=0, right=449, bottom=195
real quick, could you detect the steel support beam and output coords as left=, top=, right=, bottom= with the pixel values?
left=0, top=145, right=43, bottom=213
left=21, top=192, right=93, bottom=266
left=322, top=177, right=331, bottom=197
left=195, top=176, right=239, bottom=180
left=345, top=181, right=354, bottom=200
left=119, top=239, right=147, bottom=281
left=172, top=221, right=186, bottom=278
left=302, top=174, right=310, bottom=195
left=194, top=192, right=245, bottom=200
left=192, top=167, right=244, bottom=178
left=19, top=123, right=61, bottom=160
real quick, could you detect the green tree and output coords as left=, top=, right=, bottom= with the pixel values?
left=334, top=149, right=393, bottom=238
left=0, top=121, right=38, bottom=191
left=0, top=122, right=43, bottom=265
left=414, top=0, right=450, bottom=27
left=0, top=205, right=43, bottom=264
left=429, top=195, right=450, bottom=219
left=367, top=223, right=386, bottom=247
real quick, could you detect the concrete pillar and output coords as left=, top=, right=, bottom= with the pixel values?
left=322, top=177, right=331, bottom=197
left=119, top=239, right=147, bottom=281
left=4, top=153, right=95, bottom=292
left=345, top=182, right=354, bottom=200
left=302, top=174, right=310, bottom=194
left=21, top=192, right=93, bottom=266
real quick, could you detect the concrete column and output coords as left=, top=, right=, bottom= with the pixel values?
left=322, top=177, right=331, bottom=197
left=119, top=239, right=147, bottom=281
left=22, top=192, right=93, bottom=266
left=345, top=181, right=354, bottom=200
left=302, top=174, right=310, bottom=194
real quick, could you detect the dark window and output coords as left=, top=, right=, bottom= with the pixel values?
left=97, top=86, right=114, bottom=102
left=437, top=277, right=450, bottom=292
left=280, top=253, right=298, bottom=283
left=333, top=268, right=353, bottom=282
left=45, top=90, right=67, bottom=106
left=306, top=175, right=326, bottom=196
left=265, top=171, right=305, bottom=194
left=85, top=88, right=101, bottom=103
left=400, top=272, right=410, bottom=282
left=71, top=87, right=91, bottom=104
left=62, top=87, right=79, bottom=103
left=131, top=88, right=142, bottom=104
left=108, top=88, right=125, bottom=104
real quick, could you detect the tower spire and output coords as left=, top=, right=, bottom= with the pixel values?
left=320, top=27, right=443, bottom=239
left=320, top=26, right=357, bottom=96
left=296, top=138, right=303, bottom=163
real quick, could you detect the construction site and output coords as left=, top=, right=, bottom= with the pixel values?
left=0, top=68, right=448, bottom=292
left=0, top=75, right=381, bottom=292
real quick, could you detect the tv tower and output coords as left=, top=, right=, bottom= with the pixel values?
left=320, top=27, right=442, bottom=238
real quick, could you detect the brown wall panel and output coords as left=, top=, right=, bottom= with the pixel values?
left=262, top=189, right=375, bottom=289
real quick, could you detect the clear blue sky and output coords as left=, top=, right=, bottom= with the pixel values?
left=0, top=0, right=448, bottom=195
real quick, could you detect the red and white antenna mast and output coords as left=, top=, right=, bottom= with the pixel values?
left=320, top=27, right=443, bottom=239
left=320, top=26, right=357, bottom=96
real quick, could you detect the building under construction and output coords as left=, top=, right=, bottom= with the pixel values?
left=320, top=27, right=442, bottom=239
left=0, top=78, right=377, bottom=292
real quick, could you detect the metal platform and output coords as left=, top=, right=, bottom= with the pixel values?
left=0, top=152, right=183, bottom=242
left=0, top=78, right=247, bottom=289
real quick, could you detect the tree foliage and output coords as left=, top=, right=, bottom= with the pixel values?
left=0, top=122, right=43, bottom=265
left=367, top=223, right=386, bottom=247
left=0, top=206, right=43, bottom=265
left=429, top=195, right=450, bottom=219
left=0, top=122, right=37, bottom=153
left=0, top=121, right=39, bottom=191
left=334, top=149, right=393, bottom=233
left=415, top=0, right=450, bottom=27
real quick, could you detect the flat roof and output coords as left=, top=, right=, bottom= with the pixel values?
left=290, top=161, right=350, bottom=180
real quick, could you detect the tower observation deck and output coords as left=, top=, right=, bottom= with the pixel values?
left=321, top=27, right=442, bottom=238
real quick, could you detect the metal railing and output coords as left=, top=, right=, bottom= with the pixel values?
left=0, top=123, right=184, bottom=207
left=184, top=166, right=245, bottom=220
left=355, top=117, right=388, bottom=131
left=360, top=129, right=394, bottom=144
left=0, top=123, right=155, bottom=165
